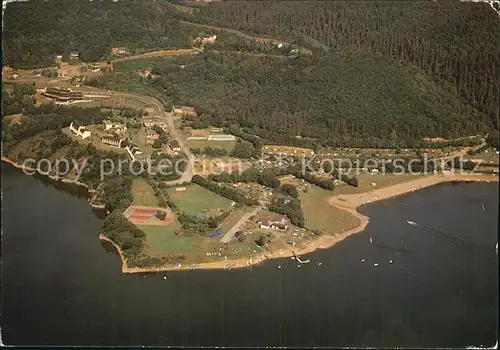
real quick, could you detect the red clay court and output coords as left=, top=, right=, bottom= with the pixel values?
left=123, top=205, right=174, bottom=226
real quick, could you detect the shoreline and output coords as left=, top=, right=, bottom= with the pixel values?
left=100, top=173, right=498, bottom=274
left=4, top=155, right=497, bottom=273
left=1, top=156, right=105, bottom=208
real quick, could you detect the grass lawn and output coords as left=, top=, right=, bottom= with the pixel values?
left=132, top=178, right=159, bottom=206
left=300, top=185, right=360, bottom=235
left=333, top=173, right=422, bottom=195
left=166, top=184, right=234, bottom=216
left=186, top=139, right=237, bottom=153
left=140, top=220, right=197, bottom=255
left=216, top=206, right=258, bottom=233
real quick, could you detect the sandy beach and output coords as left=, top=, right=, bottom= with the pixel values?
left=100, top=172, right=498, bottom=274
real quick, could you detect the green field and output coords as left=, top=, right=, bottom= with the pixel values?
left=333, top=173, right=419, bottom=195
left=140, top=221, right=195, bottom=255
left=300, top=185, right=360, bottom=235
left=132, top=178, right=159, bottom=206
left=166, top=184, right=234, bottom=215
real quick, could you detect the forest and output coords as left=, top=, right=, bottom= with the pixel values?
left=2, top=0, right=190, bottom=67
left=4, top=0, right=499, bottom=148
left=188, top=1, right=500, bottom=132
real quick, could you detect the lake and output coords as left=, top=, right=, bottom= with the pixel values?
left=1, top=163, right=497, bottom=347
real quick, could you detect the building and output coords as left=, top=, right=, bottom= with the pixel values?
left=173, top=105, right=197, bottom=117
left=103, top=120, right=126, bottom=131
left=70, top=51, right=79, bottom=59
left=69, top=122, right=91, bottom=139
left=89, top=63, right=100, bottom=72
left=169, top=140, right=181, bottom=152
left=257, top=213, right=289, bottom=230
left=125, top=145, right=150, bottom=163
left=111, top=47, right=129, bottom=55
left=210, top=127, right=224, bottom=133
left=207, top=134, right=236, bottom=141
left=143, top=117, right=168, bottom=130
left=55, top=54, right=63, bottom=60
left=11, top=72, right=19, bottom=80
left=101, top=136, right=125, bottom=148
left=137, top=69, right=151, bottom=78
left=193, top=35, right=217, bottom=46
left=42, top=87, right=84, bottom=104
left=146, top=129, right=159, bottom=140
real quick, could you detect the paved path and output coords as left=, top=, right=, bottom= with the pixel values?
left=220, top=205, right=264, bottom=243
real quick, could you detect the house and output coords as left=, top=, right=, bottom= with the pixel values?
left=210, top=127, right=224, bottom=133
left=173, top=105, right=197, bottom=117
left=32, top=70, right=42, bottom=77
left=193, top=35, right=217, bottom=46
left=11, top=72, right=19, bottom=80
left=89, top=63, right=100, bottom=72
left=103, top=120, right=125, bottom=131
left=125, top=145, right=150, bottom=163
left=143, top=117, right=168, bottom=129
left=257, top=213, right=289, bottom=230
left=111, top=47, right=129, bottom=55
left=137, top=69, right=151, bottom=78
left=169, top=140, right=181, bottom=152
left=101, top=136, right=124, bottom=148
left=146, top=129, right=159, bottom=140
left=69, top=122, right=91, bottom=139
left=55, top=54, right=63, bottom=60
left=70, top=51, right=79, bottom=59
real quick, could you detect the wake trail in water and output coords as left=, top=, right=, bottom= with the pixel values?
left=407, top=220, right=494, bottom=251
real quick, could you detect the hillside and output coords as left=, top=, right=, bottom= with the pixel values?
left=185, top=0, right=500, bottom=134
left=2, top=0, right=190, bottom=67
left=89, top=51, right=488, bottom=148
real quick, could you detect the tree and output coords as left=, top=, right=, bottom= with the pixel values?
left=281, top=184, right=299, bottom=198
left=156, top=210, right=167, bottom=220
left=230, top=140, right=255, bottom=159
left=152, top=138, right=163, bottom=149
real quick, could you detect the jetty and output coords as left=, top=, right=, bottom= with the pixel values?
left=292, top=251, right=310, bottom=264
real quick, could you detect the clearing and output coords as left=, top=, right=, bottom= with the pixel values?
left=132, top=178, right=159, bottom=207
left=165, top=184, right=234, bottom=216
left=300, top=185, right=360, bottom=235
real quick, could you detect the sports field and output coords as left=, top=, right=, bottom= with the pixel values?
left=166, top=184, right=234, bottom=216
left=123, top=205, right=173, bottom=226
left=140, top=221, right=197, bottom=255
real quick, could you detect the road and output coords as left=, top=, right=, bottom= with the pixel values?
left=220, top=205, right=265, bottom=244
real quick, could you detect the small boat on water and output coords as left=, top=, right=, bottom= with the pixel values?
left=407, top=220, right=417, bottom=226
left=318, top=262, right=323, bottom=266
left=369, top=236, right=373, bottom=244
left=389, top=260, right=393, bottom=264
left=297, top=265, right=301, bottom=268
left=373, top=263, right=379, bottom=267
left=278, top=265, right=281, bottom=269
left=361, top=259, right=365, bottom=262
left=482, top=203, right=486, bottom=211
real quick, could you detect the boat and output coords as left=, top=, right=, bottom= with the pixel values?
left=482, top=203, right=486, bottom=211
left=389, top=260, right=393, bottom=264
left=278, top=265, right=281, bottom=269
left=318, top=262, right=323, bottom=266
left=297, top=265, right=301, bottom=268
left=407, top=220, right=416, bottom=226
left=361, top=259, right=365, bottom=262
left=369, top=236, right=373, bottom=244
left=373, top=263, right=379, bottom=267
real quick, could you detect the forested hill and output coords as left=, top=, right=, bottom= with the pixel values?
left=2, top=0, right=189, bottom=67
left=91, top=51, right=488, bottom=148
left=186, top=0, right=500, bottom=132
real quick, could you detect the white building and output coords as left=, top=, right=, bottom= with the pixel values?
left=69, top=122, right=91, bottom=139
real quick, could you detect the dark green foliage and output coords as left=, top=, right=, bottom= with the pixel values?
left=230, top=140, right=255, bottom=159
left=177, top=212, right=227, bottom=236
left=190, top=147, right=228, bottom=157
left=3, top=0, right=191, bottom=68
left=192, top=175, right=259, bottom=205
left=191, top=1, right=499, bottom=131
left=255, top=233, right=272, bottom=247
left=269, top=196, right=305, bottom=227
left=102, top=210, right=146, bottom=257
left=281, top=184, right=299, bottom=198
left=98, top=177, right=133, bottom=212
